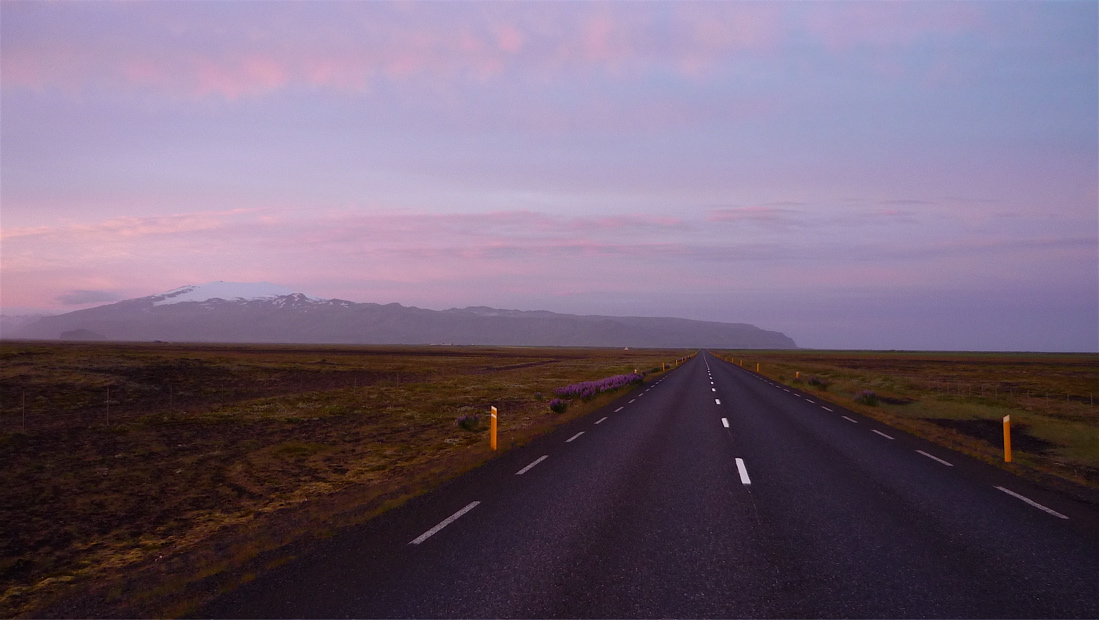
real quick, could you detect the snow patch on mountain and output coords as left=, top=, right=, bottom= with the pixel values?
left=150, top=281, right=325, bottom=306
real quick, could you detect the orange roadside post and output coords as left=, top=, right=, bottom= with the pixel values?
left=491, top=406, right=498, bottom=451
left=1003, top=415, right=1012, bottom=462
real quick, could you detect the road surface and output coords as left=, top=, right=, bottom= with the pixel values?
left=203, top=351, right=1099, bottom=618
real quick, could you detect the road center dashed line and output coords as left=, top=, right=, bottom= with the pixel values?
left=871, top=429, right=895, bottom=440
left=842, top=415, right=858, bottom=424
left=628, top=399, right=636, bottom=404
left=595, top=416, right=608, bottom=425
left=715, top=398, right=721, bottom=405
left=916, top=450, right=953, bottom=466
left=721, top=417, right=729, bottom=428
left=805, top=399, right=815, bottom=404
left=515, top=455, right=549, bottom=475
left=995, top=486, right=1069, bottom=519
left=614, top=406, right=624, bottom=412
left=735, top=458, right=752, bottom=486
left=409, top=501, right=480, bottom=544
left=566, top=431, right=585, bottom=443
left=822, top=406, right=833, bottom=412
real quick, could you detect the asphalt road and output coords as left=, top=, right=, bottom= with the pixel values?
left=203, top=352, right=1099, bottom=618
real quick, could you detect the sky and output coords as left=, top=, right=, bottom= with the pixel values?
left=1, top=1, right=1096, bottom=351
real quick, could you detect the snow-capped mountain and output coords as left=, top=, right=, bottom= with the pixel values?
left=149, top=281, right=326, bottom=306
left=9, top=282, right=796, bottom=348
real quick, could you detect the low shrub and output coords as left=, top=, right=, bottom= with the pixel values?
left=854, top=390, right=880, bottom=406
left=807, top=376, right=831, bottom=391
left=549, top=398, right=568, bottom=414
left=456, top=413, right=481, bottom=431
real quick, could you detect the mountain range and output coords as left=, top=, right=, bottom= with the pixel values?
left=6, top=282, right=797, bottom=348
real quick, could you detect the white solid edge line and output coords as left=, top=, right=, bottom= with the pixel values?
left=595, top=416, right=608, bottom=425
left=995, top=486, right=1069, bottom=519
left=842, top=415, right=858, bottom=423
left=735, top=458, right=751, bottom=486
left=410, top=501, right=480, bottom=544
left=566, top=431, right=585, bottom=443
left=715, top=398, right=721, bottom=405
left=871, top=429, right=895, bottom=440
left=614, top=406, right=624, bottom=412
left=822, top=406, right=833, bottom=412
left=721, top=417, right=729, bottom=428
left=916, top=450, right=954, bottom=466
left=515, top=455, right=549, bottom=475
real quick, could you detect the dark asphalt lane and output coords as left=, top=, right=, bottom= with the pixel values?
left=202, top=352, right=1099, bottom=618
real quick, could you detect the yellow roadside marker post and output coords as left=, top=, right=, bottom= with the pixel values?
left=491, top=406, right=498, bottom=451
left=756, top=363, right=760, bottom=372
left=796, top=371, right=800, bottom=379
left=1003, top=415, right=1012, bottom=462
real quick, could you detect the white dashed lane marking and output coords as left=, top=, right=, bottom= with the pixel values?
left=721, top=418, right=729, bottom=428
left=842, top=416, right=858, bottom=424
left=515, top=455, right=549, bottom=476
left=595, top=416, right=607, bottom=425
left=871, top=429, right=895, bottom=440
left=410, top=501, right=480, bottom=545
left=715, top=399, right=721, bottom=405
left=822, top=406, right=833, bottom=412
left=735, top=458, right=752, bottom=486
left=916, top=450, right=953, bottom=467
left=995, top=486, right=1069, bottom=519
left=614, top=407, right=624, bottom=412
left=566, top=431, right=585, bottom=443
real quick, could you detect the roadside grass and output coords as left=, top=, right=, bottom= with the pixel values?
left=0, top=342, right=686, bottom=618
left=718, top=350, right=1099, bottom=490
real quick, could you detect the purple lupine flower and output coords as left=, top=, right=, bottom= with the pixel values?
left=553, top=372, right=645, bottom=401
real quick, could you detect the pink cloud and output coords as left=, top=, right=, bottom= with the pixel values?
left=707, top=206, right=804, bottom=228
left=1, top=3, right=995, bottom=100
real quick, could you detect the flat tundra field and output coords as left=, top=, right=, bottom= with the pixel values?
left=2, top=343, right=1096, bottom=617
left=0, top=342, right=686, bottom=617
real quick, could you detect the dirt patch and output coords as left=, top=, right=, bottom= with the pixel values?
left=878, top=395, right=917, bottom=405
left=925, top=418, right=1060, bottom=454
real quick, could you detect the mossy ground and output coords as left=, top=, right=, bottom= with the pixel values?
left=1, top=342, right=686, bottom=617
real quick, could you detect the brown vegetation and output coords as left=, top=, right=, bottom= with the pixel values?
left=0, top=342, right=686, bottom=617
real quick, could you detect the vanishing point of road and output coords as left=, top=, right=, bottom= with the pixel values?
left=203, top=352, right=1099, bottom=618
